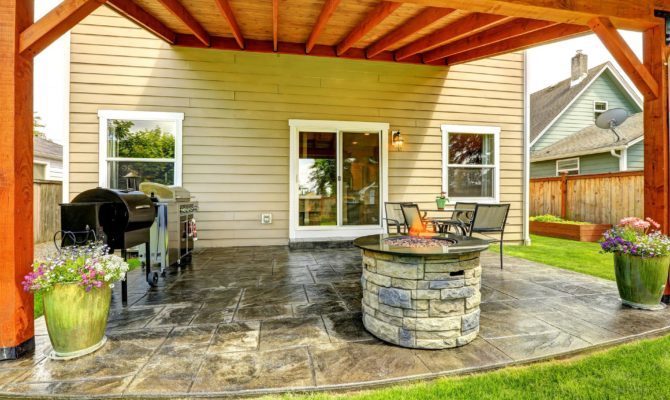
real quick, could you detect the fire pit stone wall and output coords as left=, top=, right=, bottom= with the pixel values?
left=361, top=249, right=482, bottom=349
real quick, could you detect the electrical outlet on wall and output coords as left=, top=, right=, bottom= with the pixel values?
left=261, top=213, right=273, bottom=224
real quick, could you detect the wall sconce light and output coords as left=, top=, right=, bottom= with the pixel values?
left=392, top=131, right=404, bottom=151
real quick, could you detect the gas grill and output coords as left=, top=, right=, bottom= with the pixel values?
left=60, top=187, right=158, bottom=302
left=138, top=182, right=198, bottom=273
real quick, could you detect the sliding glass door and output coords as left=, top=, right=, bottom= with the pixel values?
left=297, top=130, right=381, bottom=228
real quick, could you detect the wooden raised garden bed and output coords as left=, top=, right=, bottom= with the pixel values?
left=530, top=221, right=612, bottom=242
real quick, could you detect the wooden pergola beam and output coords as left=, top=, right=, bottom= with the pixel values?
left=423, top=18, right=556, bottom=63
left=106, top=0, right=176, bottom=44
left=366, top=7, right=454, bottom=58
left=336, top=1, right=402, bottom=56
left=306, top=0, right=342, bottom=54
left=395, top=13, right=512, bottom=61
left=0, top=0, right=35, bottom=360
left=387, top=0, right=656, bottom=31
left=272, top=0, right=279, bottom=51
left=446, top=23, right=590, bottom=66
left=214, top=0, right=244, bottom=49
left=589, top=17, right=659, bottom=99
left=19, top=0, right=107, bottom=57
left=156, top=0, right=210, bottom=46
left=175, top=34, right=425, bottom=64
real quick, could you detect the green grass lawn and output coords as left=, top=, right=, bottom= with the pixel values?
left=490, top=234, right=614, bottom=280
left=279, top=333, right=670, bottom=400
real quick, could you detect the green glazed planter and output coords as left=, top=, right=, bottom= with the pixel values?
left=613, top=253, right=670, bottom=311
left=436, top=197, right=447, bottom=210
left=43, top=283, right=112, bottom=359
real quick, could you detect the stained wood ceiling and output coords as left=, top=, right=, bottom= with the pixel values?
left=102, top=0, right=637, bottom=66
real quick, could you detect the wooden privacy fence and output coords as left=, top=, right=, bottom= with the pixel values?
left=530, top=171, right=643, bottom=225
left=34, top=180, right=62, bottom=244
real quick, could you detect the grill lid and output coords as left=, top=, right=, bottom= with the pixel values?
left=71, top=187, right=156, bottom=230
left=139, top=182, right=191, bottom=202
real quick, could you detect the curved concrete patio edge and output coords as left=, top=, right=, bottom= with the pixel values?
left=2, top=325, right=670, bottom=400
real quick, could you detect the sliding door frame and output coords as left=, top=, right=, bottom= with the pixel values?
left=288, top=119, right=389, bottom=240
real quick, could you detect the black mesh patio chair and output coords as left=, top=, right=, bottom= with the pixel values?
left=400, top=203, right=437, bottom=234
left=469, top=203, right=511, bottom=269
left=438, top=202, right=477, bottom=235
left=384, top=202, right=411, bottom=234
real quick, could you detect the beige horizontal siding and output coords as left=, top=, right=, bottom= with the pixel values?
left=69, top=6, right=526, bottom=247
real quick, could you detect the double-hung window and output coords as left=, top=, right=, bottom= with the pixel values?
left=98, top=110, right=183, bottom=189
left=441, top=125, right=500, bottom=202
left=594, top=101, right=608, bottom=121
left=556, top=158, right=580, bottom=176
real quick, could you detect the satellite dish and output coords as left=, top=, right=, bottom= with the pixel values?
left=595, top=108, right=630, bottom=142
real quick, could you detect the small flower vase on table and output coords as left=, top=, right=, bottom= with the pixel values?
left=601, top=217, right=670, bottom=311
left=22, top=243, right=129, bottom=359
left=436, top=192, right=448, bottom=210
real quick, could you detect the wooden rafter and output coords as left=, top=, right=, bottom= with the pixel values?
left=589, top=16, right=659, bottom=99
left=214, top=0, right=244, bottom=49
left=423, top=18, right=556, bottom=63
left=156, top=0, right=210, bottom=46
left=106, top=0, right=176, bottom=44
left=366, top=7, right=454, bottom=58
left=19, top=0, right=107, bottom=57
left=394, top=13, right=512, bottom=61
left=272, top=0, right=279, bottom=51
left=446, top=23, right=590, bottom=65
left=306, top=0, right=342, bottom=53
left=336, top=1, right=402, bottom=56
left=387, top=0, right=655, bottom=31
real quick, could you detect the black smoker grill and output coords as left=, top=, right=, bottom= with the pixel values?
left=60, top=187, right=158, bottom=303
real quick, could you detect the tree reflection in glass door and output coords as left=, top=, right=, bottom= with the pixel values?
left=341, top=132, right=380, bottom=226
left=298, top=132, right=337, bottom=226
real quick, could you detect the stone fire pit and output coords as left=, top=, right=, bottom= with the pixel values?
left=353, top=233, right=490, bottom=349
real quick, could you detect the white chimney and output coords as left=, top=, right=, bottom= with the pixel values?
left=570, top=50, right=588, bottom=85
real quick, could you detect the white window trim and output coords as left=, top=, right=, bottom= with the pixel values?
left=556, top=157, right=580, bottom=176
left=441, top=124, right=501, bottom=203
left=593, top=100, right=609, bottom=112
left=98, top=110, right=184, bottom=188
left=288, top=119, right=389, bottom=240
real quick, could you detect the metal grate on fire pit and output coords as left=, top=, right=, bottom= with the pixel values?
left=383, top=235, right=457, bottom=248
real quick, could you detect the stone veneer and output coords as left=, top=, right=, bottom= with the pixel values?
left=361, top=249, right=482, bottom=349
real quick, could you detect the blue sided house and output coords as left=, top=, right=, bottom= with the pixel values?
left=530, top=51, right=643, bottom=178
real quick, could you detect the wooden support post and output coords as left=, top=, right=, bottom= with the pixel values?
left=560, top=174, right=568, bottom=220
left=643, top=24, right=669, bottom=232
left=0, top=0, right=35, bottom=360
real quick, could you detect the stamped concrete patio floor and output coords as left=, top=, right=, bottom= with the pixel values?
left=2, top=247, right=670, bottom=398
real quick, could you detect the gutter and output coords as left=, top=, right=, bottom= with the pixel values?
left=531, top=144, right=630, bottom=162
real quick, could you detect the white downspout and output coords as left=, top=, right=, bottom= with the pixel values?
left=610, top=148, right=627, bottom=171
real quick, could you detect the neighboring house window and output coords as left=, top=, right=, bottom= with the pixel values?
left=441, top=125, right=500, bottom=202
left=34, top=162, right=47, bottom=180
left=594, top=101, right=608, bottom=121
left=98, top=110, right=183, bottom=189
left=556, top=158, right=580, bottom=176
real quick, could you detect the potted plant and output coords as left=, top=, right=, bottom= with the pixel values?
left=436, top=191, right=448, bottom=210
left=22, top=243, right=129, bottom=359
left=600, top=217, right=670, bottom=310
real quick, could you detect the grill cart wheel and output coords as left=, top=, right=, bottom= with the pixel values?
left=147, top=272, right=159, bottom=287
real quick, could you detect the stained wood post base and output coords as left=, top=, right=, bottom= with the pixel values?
left=0, top=337, right=35, bottom=361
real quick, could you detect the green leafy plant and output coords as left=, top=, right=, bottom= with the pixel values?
left=530, top=214, right=590, bottom=225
